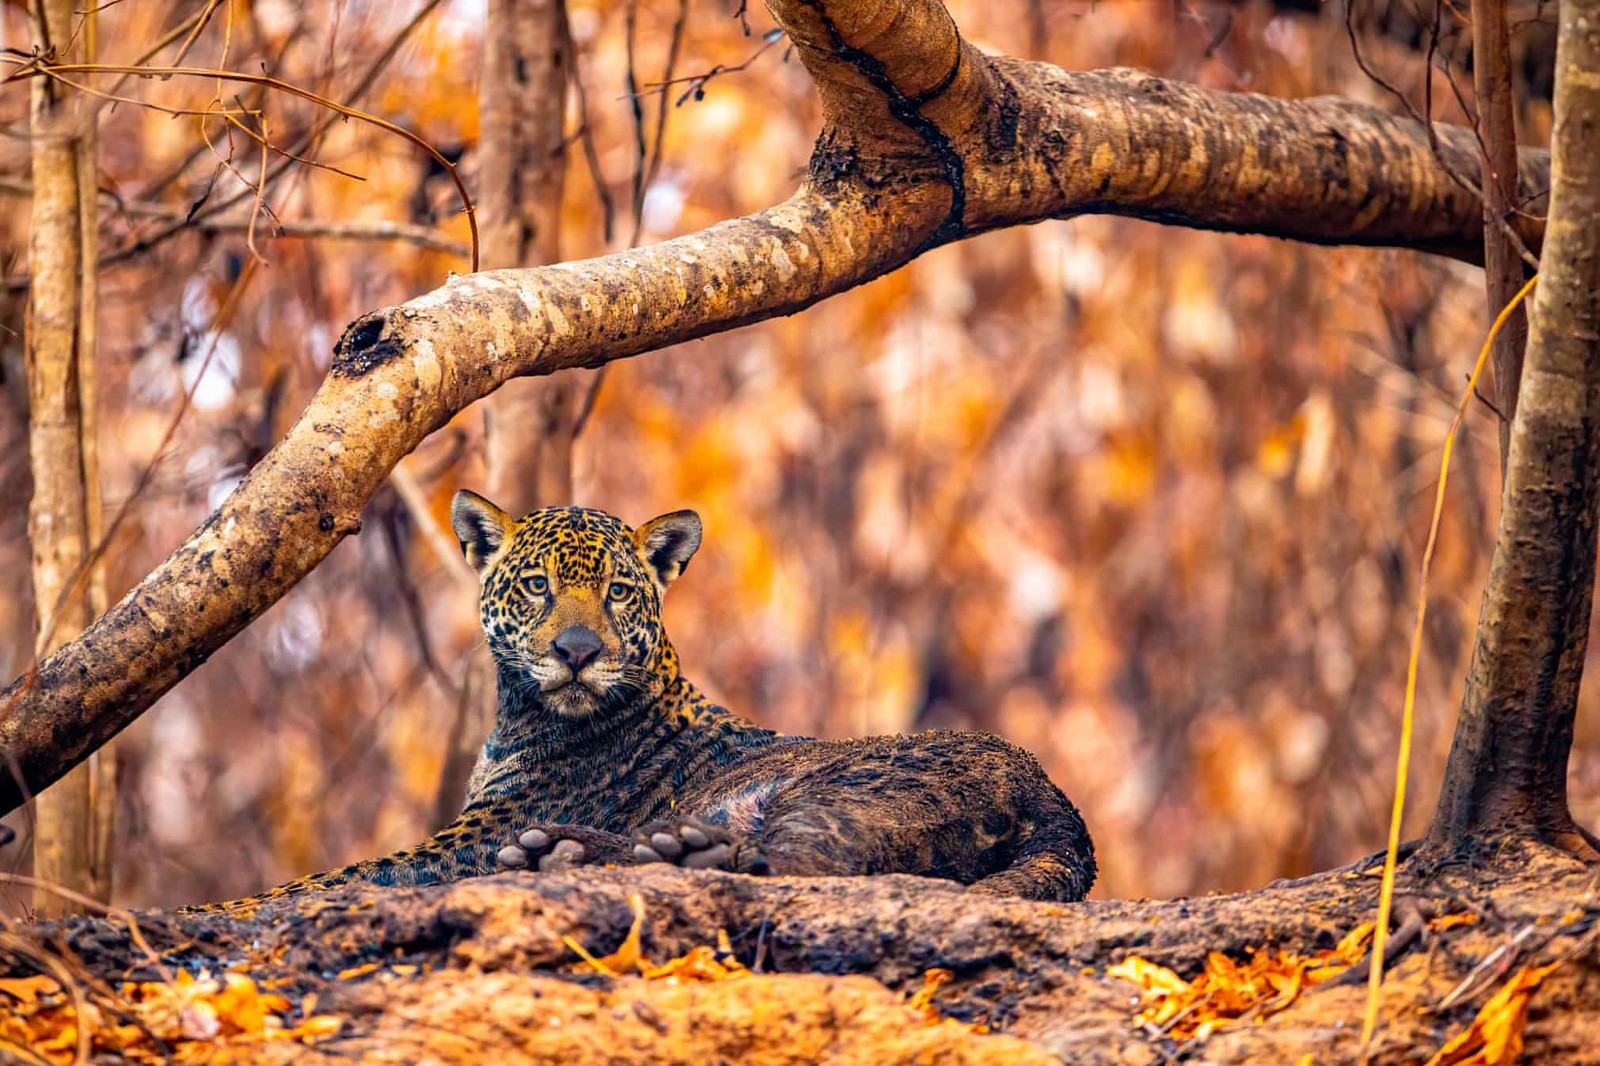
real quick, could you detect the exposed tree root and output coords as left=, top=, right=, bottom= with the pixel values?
left=1415, top=821, right=1600, bottom=874
left=1324, top=896, right=1430, bottom=990
left=1560, top=825, right=1600, bottom=864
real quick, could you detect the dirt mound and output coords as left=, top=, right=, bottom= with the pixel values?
left=6, top=846, right=1600, bottom=1063
left=268, top=970, right=1049, bottom=1065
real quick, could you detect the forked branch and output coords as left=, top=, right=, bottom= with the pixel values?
left=0, top=0, right=1554, bottom=813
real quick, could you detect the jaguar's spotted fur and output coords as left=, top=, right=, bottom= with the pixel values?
left=191, top=496, right=1095, bottom=910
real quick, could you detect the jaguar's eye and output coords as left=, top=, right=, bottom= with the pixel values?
left=608, top=581, right=630, bottom=602
left=529, top=575, right=548, bottom=594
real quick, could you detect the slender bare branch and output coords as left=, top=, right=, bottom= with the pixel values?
left=1474, top=0, right=1533, bottom=469
left=0, top=180, right=472, bottom=258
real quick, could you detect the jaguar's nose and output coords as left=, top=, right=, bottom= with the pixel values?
left=552, top=625, right=602, bottom=671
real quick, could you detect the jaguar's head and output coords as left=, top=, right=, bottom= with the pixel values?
left=450, top=492, right=701, bottom=718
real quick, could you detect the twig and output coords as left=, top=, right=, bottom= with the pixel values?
left=0, top=57, right=479, bottom=271
left=30, top=0, right=450, bottom=278
left=1473, top=384, right=1507, bottom=423
left=388, top=465, right=477, bottom=588
left=0, top=178, right=471, bottom=254
left=170, top=0, right=226, bottom=69
left=0, top=934, right=90, bottom=1065
left=624, top=0, right=649, bottom=245
left=1341, top=4, right=1539, bottom=271
left=0, top=873, right=170, bottom=984
left=378, top=496, right=462, bottom=701
left=569, top=366, right=607, bottom=444
left=640, top=28, right=784, bottom=108
left=1435, top=923, right=1542, bottom=1010
left=563, top=13, right=616, bottom=244
left=643, top=0, right=690, bottom=211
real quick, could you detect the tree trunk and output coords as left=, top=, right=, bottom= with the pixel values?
left=0, top=0, right=1557, bottom=817
left=434, top=0, right=575, bottom=824
left=24, top=0, right=106, bottom=914
left=1421, top=0, right=1600, bottom=861
left=479, top=0, right=576, bottom=515
left=1474, top=0, right=1533, bottom=472
left=77, top=0, right=114, bottom=909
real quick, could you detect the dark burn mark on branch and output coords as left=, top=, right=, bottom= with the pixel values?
left=349, top=316, right=384, bottom=350
left=809, top=132, right=888, bottom=195
left=333, top=313, right=406, bottom=377
left=1321, top=127, right=1352, bottom=196
left=984, top=70, right=1024, bottom=166
left=797, top=0, right=967, bottom=244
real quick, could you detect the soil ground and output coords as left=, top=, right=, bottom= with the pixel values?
left=4, top=843, right=1599, bottom=1063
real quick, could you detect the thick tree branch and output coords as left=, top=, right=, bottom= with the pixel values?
left=772, top=0, right=1549, bottom=258
left=0, top=0, right=1555, bottom=814
left=965, top=62, right=1548, bottom=260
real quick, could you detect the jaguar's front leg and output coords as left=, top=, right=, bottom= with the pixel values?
left=495, top=824, right=632, bottom=872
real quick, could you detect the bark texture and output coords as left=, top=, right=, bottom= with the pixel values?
left=1422, top=0, right=1600, bottom=859
left=78, top=0, right=114, bottom=912
left=0, top=0, right=1557, bottom=815
left=478, top=0, right=578, bottom=515
left=24, top=0, right=106, bottom=915
left=1475, top=0, right=1533, bottom=470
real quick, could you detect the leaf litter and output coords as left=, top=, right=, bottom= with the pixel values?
left=0, top=968, right=342, bottom=1064
left=561, top=893, right=986, bottom=1032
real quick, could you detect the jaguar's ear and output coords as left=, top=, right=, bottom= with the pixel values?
left=635, top=510, right=702, bottom=591
left=450, top=490, right=515, bottom=574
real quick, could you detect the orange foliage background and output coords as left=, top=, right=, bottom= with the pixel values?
left=0, top=0, right=1592, bottom=908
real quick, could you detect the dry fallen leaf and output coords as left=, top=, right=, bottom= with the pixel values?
left=908, top=968, right=956, bottom=1019
left=566, top=893, right=648, bottom=976
left=641, top=944, right=748, bottom=983
left=567, top=900, right=749, bottom=986
left=0, top=974, right=61, bottom=1004
left=0, top=966, right=344, bottom=1065
left=1425, top=961, right=1562, bottom=1066
left=1433, top=913, right=1481, bottom=933
left=1108, top=925, right=1373, bottom=1042
left=903, top=968, right=989, bottom=1033
left=1106, top=956, right=1190, bottom=1000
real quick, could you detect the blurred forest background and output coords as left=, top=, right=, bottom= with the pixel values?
left=0, top=0, right=1588, bottom=909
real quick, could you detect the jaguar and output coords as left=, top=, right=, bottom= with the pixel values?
left=195, top=494, right=1095, bottom=909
